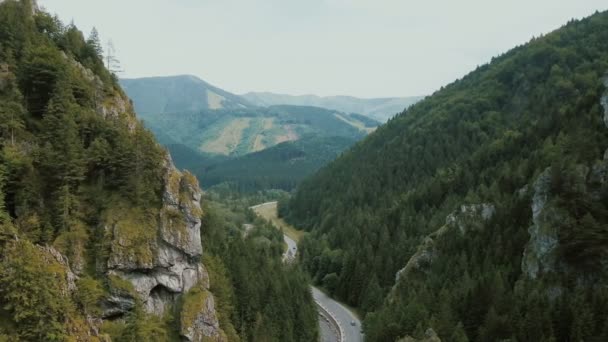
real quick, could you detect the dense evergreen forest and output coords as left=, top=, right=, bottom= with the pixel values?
left=200, top=193, right=318, bottom=342
left=282, top=10, right=608, bottom=341
left=0, top=1, right=318, bottom=341
left=141, top=106, right=373, bottom=192
left=186, top=136, right=356, bottom=192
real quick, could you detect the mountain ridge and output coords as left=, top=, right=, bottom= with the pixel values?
left=242, top=91, right=423, bottom=122
left=120, top=74, right=252, bottom=115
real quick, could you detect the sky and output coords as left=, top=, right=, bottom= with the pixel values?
left=38, top=0, right=608, bottom=98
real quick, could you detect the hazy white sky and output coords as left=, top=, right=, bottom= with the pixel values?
left=39, top=0, right=607, bottom=98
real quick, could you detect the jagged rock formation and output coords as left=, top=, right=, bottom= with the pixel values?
left=520, top=167, right=562, bottom=279
left=106, top=157, right=206, bottom=310
left=0, top=2, right=225, bottom=340
left=180, top=287, right=226, bottom=342
left=522, top=78, right=608, bottom=282
left=102, top=155, right=225, bottom=341
left=394, top=203, right=495, bottom=285
left=50, top=14, right=223, bottom=340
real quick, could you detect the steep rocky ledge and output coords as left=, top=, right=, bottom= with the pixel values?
left=104, top=155, right=225, bottom=341
left=522, top=77, right=608, bottom=284
left=56, top=40, right=223, bottom=340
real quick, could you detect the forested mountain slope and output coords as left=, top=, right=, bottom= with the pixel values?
left=200, top=136, right=356, bottom=191
left=282, top=10, right=608, bottom=342
left=137, top=104, right=374, bottom=157
left=122, top=76, right=379, bottom=192
left=0, top=1, right=317, bottom=341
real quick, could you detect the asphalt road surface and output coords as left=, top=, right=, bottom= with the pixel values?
left=252, top=202, right=364, bottom=342
left=312, top=287, right=364, bottom=342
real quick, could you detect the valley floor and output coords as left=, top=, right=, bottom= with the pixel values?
left=252, top=202, right=365, bottom=342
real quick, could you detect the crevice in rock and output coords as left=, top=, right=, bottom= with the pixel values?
left=147, top=284, right=178, bottom=316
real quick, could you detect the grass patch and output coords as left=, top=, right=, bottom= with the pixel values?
left=252, top=202, right=304, bottom=243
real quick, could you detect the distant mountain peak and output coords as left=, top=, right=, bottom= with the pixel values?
left=120, top=75, right=252, bottom=115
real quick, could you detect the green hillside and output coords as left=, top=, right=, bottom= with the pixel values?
left=142, top=105, right=374, bottom=157
left=164, top=136, right=356, bottom=192
left=282, top=11, right=608, bottom=342
left=201, top=136, right=357, bottom=191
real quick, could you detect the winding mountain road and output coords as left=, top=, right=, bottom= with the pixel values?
left=251, top=202, right=364, bottom=342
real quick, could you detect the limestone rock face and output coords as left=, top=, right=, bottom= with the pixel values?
left=106, top=155, right=209, bottom=317
left=522, top=82, right=608, bottom=281
left=522, top=161, right=608, bottom=281
left=445, top=203, right=496, bottom=234
left=101, top=293, right=136, bottom=319
left=521, top=168, right=560, bottom=279
left=180, top=288, right=226, bottom=342
left=35, top=245, right=103, bottom=337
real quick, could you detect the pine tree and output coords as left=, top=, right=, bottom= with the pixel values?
left=0, top=74, right=25, bottom=145
left=86, top=27, right=102, bottom=57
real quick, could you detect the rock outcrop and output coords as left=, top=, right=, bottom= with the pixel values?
left=393, top=204, right=495, bottom=288
left=180, top=287, right=226, bottom=342
left=521, top=168, right=561, bottom=279
left=36, top=245, right=103, bottom=338
left=36, top=245, right=78, bottom=295
left=522, top=158, right=608, bottom=281
left=522, top=77, right=608, bottom=282
left=102, top=155, right=225, bottom=340
left=105, top=156, right=208, bottom=315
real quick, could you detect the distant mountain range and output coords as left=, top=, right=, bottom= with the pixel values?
left=120, top=75, right=388, bottom=191
left=121, top=75, right=252, bottom=115
left=241, top=92, right=423, bottom=122
left=121, top=75, right=422, bottom=122
left=140, top=104, right=374, bottom=157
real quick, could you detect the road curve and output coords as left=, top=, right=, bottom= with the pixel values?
left=251, top=202, right=364, bottom=342
left=312, top=287, right=364, bottom=342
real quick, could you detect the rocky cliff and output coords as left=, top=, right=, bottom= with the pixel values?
left=0, top=2, right=225, bottom=340
left=103, top=156, right=225, bottom=340
left=522, top=77, right=608, bottom=284
left=50, top=66, right=224, bottom=342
